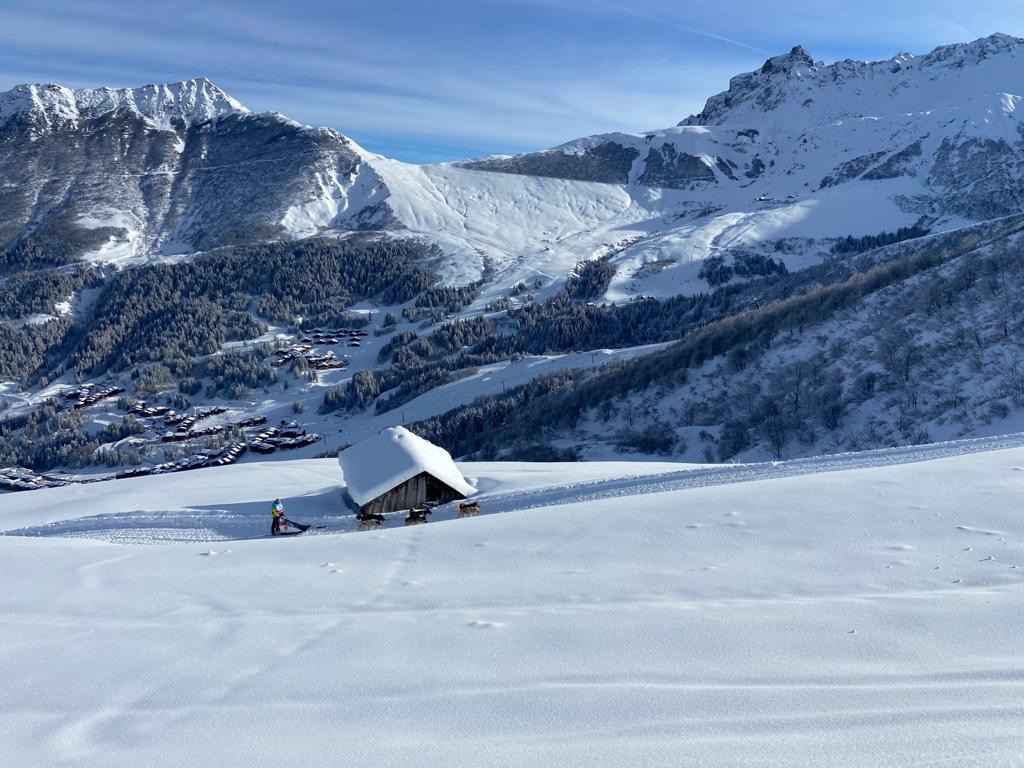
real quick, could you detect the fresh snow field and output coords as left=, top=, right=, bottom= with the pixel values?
left=3, top=441, right=1024, bottom=766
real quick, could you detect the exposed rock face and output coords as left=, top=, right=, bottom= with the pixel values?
left=863, top=141, right=924, bottom=180
left=683, top=45, right=818, bottom=124
left=0, top=79, right=391, bottom=261
left=821, top=152, right=888, bottom=188
left=637, top=145, right=715, bottom=188
left=928, top=135, right=1024, bottom=219
left=458, top=143, right=639, bottom=184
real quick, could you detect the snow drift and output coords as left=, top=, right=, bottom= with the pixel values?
left=1, top=440, right=1023, bottom=766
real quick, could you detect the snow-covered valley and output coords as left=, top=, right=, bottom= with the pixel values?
left=3, top=439, right=1024, bottom=766
left=6, top=33, right=1024, bottom=480
left=4, top=19, right=1024, bottom=768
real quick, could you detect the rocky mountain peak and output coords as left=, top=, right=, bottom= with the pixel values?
left=0, top=77, right=249, bottom=132
left=759, top=45, right=816, bottom=75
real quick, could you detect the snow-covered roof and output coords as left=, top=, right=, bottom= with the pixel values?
left=338, top=427, right=476, bottom=507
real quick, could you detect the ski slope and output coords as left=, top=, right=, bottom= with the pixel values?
left=372, top=157, right=927, bottom=301
left=2, top=439, right=1024, bottom=766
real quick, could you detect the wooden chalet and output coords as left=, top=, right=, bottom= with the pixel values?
left=338, top=427, right=476, bottom=516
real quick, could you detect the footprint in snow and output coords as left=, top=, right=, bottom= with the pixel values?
left=467, top=620, right=504, bottom=630
left=321, top=562, right=335, bottom=568
left=199, top=549, right=230, bottom=556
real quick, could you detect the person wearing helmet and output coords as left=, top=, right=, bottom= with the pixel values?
left=270, top=498, right=286, bottom=535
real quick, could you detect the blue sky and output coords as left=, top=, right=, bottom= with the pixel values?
left=2, top=1, right=1022, bottom=162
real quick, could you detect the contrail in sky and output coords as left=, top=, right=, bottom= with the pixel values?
left=595, top=0, right=770, bottom=54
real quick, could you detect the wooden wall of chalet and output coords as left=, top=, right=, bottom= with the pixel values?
left=360, top=472, right=466, bottom=515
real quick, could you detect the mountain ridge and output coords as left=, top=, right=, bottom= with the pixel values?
left=4, top=32, right=1024, bottom=280
left=680, top=32, right=1024, bottom=127
left=0, top=77, right=250, bottom=133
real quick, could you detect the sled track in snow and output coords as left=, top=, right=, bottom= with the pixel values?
left=481, top=432, right=1024, bottom=515
left=6, top=432, right=1024, bottom=544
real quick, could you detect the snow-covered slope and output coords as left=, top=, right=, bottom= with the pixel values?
left=2, top=441, right=1023, bottom=766
left=458, top=215, right=1024, bottom=465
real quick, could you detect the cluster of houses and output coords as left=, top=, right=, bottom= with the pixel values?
left=306, top=350, right=349, bottom=370
left=0, top=466, right=72, bottom=492
left=127, top=402, right=175, bottom=419
left=110, top=419, right=319, bottom=481
left=65, top=384, right=125, bottom=410
left=271, top=327, right=370, bottom=371
left=250, top=421, right=320, bottom=454
left=2, top=437, right=251, bottom=489
left=300, top=327, right=368, bottom=345
left=155, top=406, right=231, bottom=439
left=161, top=424, right=230, bottom=443
left=271, top=344, right=351, bottom=371
left=164, top=406, right=228, bottom=428
left=114, top=441, right=249, bottom=479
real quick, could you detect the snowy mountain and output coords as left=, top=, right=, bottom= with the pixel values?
left=3, top=439, right=1024, bottom=765
left=0, top=78, right=391, bottom=261
left=5, top=34, right=1024, bottom=287
left=448, top=33, right=1024, bottom=295
left=463, top=33, right=1024, bottom=200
